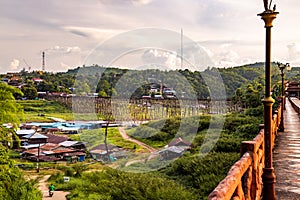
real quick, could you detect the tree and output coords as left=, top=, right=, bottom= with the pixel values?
left=0, top=83, right=41, bottom=199
left=21, top=85, right=38, bottom=99
left=0, top=83, right=24, bottom=126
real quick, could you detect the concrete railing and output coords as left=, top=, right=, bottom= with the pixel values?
left=208, top=104, right=282, bottom=200
left=289, top=97, right=300, bottom=113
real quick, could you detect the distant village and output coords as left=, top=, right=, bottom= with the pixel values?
left=6, top=119, right=193, bottom=164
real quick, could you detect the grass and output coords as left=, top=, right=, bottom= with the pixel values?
left=18, top=100, right=103, bottom=122
left=69, top=128, right=146, bottom=152
left=18, top=100, right=71, bottom=113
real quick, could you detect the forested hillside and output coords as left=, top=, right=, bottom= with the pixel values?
left=2, top=62, right=297, bottom=100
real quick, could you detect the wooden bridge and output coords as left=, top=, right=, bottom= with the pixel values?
left=46, top=96, right=237, bottom=120
left=208, top=97, right=300, bottom=200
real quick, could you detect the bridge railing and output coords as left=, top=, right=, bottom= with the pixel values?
left=208, top=103, right=282, bottom=200
left=289, top=97, right=300, bottom=113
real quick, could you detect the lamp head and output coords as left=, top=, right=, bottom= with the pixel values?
left=286, top=63, right=291, bottom=71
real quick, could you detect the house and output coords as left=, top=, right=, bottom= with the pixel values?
left=22, top=143, right=86, bottom=162
left=20, top=124, right=41, bottom=131
left=1, top=77, right=9, bottom=83
left=167, top=137, right=193, bottom=150
left=8, top=76, right=23, bottom=86
left=63, top=152, right=86, bottom=162
left=59, top=140, right=86, bottom=150
left=158, top=137, right=193, bottom=160
left=90, top=144, right=124, bottom=161
left=23, top=132, right=48, bottom=144
left=45, top=134, right=69, bottom=144
left=16, top=129, right=36, bottom=139
left=45, top=128, right=62, bottom=134
left=32, top=78, right=44, bottom=84
left=158, top=146, right=185, bottom=160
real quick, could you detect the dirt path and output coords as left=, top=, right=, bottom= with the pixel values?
left=118, top=127, right=156, bottom=153
left=38, top=175, right=70, bottom=200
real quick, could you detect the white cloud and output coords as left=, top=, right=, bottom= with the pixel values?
left=287, top=43, right=300, bottom=60
left=214, top=50, right=239, bottom=68
left=131, top=0, right=154, bottom=6
left=9, top=59, right=20, bottom=70
left=285, top=43, right=300, bottom=66
left=45, top=45, right=81, bottom=54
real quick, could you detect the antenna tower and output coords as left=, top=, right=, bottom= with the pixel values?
left=42, top=51, right=45, bottom=71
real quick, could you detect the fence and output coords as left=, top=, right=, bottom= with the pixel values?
left=207, top=102, right=282, bottom=200
left=289, top=97, right=300, bottom=113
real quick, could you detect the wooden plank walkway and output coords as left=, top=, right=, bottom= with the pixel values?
left=274, top=98, right=300, bottom=199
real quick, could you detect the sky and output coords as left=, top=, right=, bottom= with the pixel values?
left=1, top=0, right=300, bottom=73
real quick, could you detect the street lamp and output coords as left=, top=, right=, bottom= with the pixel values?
left=276, top=62, right=291, bottom=130
left=277, top=62, right=291, bottom=110
left=258, top=1, right=278, bottom=199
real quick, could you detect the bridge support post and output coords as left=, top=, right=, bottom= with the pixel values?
left=258, top=9, right=279, bottom=200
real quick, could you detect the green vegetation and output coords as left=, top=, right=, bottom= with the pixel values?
left=128, top=112, right=262, bottom=150
left=49, top=167, right=198, bottom=200
left=159, top=152, right=240, bottom=198
left=70, top=128, right=144, bottom=152
left=0, top=83, right=41, bottom=199
left=18, top=100, right=73, bottom=122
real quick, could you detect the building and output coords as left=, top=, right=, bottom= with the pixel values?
left=90, top=144, right=125, bottom=161
left=286, top=81, right=300, bottom=98
left=158, top=146, right=185, bottom=160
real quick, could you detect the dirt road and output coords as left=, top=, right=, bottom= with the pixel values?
left=38, top=175, right=70, bottom=200
left=118, top=127, right=156, bottom=153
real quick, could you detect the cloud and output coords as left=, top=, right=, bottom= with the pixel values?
left=286, top=43, right=300, bottom=66
left=287, top=43, right=300, bottom=60
left=9, top=59, right=20, bottom=70
left=131, top=0, right=154, bottom=6
left=45, top=45, right=81, bottom=54
left=98, top=0, right=154, bottom=6
left=213, top=49, right=240, bottom=68
left=63, top=26, right=123, bottom=41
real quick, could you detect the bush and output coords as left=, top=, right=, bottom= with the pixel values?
left=51, top=168, right=199, bottom=200
left=65, top=167, right=75, bottom=177
left=244, top=105, right=263, bottom=118
left=160, top=152, right=240, bottom=198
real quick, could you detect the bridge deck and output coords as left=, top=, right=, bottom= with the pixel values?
left=274, top=98, right=300, bottom=199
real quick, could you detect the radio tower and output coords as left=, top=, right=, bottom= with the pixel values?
left=42, top=51, right=45, bottom=71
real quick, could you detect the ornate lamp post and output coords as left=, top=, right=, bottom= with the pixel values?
left=258, top=1, right=278, bottom=199
left=277, top=62, right=291, bottom=131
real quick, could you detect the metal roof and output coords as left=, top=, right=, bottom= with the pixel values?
left=59, top=141, right=79, bottom=147
left=23, top=133, right=48, bottom=139
left=16, top=129, right=35, bottom=135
